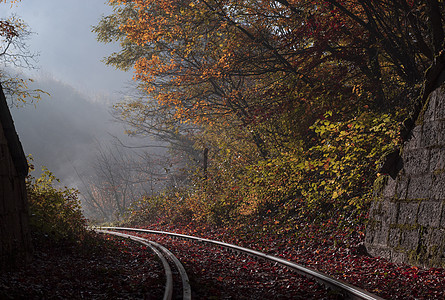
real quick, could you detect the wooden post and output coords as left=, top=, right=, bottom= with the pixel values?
left=203, top=148, right=208, bottom=179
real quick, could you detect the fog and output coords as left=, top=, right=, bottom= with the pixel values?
left=3, top=0, right=130, bottom=96
left=1, top=1, right=175, bottom=220
left=10, top=74, right=132, bottom=190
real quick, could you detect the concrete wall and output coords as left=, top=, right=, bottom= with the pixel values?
left=0, top=85, right=32, bottom=269
left=366, top=83, right=445, bottom=267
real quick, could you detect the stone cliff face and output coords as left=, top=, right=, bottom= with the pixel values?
left=366, top=83, right=445, bottom=267
left=0, top=84, right=32, bottom=269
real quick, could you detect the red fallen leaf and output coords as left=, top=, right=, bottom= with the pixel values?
left=132, top=220, right=445, bottom=299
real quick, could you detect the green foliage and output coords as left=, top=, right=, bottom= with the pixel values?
left=103, top=0, right=423, bottom=229
left=299, top=111, right=400, bottom=212
left=27, top=166, right=88, bottom=242
left=124, top=194, right=164, bottom=226
left=204, top=111, right=400, bottom=221
left=122, top=110, right=402, bottom=227
left=124, top=188, right=197, bottom=226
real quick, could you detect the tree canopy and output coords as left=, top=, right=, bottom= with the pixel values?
left=95, top=0, right=445, bottom=223
left=0, top=1, right=46, bottom=106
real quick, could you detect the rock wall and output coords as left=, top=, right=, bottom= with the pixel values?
left=366, top=83, right=445, bottom=267
left=0, top=84, right=32, bottom=269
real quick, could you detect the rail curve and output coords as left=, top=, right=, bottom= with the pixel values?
left=96, top=226, right=384, bottom=300
left=95, top=229, right=192, bottom=300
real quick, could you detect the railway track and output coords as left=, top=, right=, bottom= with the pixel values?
left=95, top=226, right=385, bottom=300
left=95, top=229, right=191, bottom=300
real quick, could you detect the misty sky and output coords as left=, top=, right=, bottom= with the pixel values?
left=4, top=0, right=131, bottom=95
left=2, top=1, right=140, bottom=189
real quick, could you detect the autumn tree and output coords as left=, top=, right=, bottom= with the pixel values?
left=95, top=0, right=445, bottom=222
left=97, top=1, right=444, bottom=155
left=111, top=85, right=203, bottom=165
left=80, top=142, right=184, bottom=222
left=80, top=143, right=146, bottom=221
left=0, top=5, right=46, bottom=106
left=94, top=0, right=303, bottom=158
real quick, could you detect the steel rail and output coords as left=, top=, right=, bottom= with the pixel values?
left=148, top=240, right=192, bottom=300
left=97, top=226, right=385, bottom=300
left=96, top=229, right=191, bottom=300
left=95, top=229, right=174, bottom=300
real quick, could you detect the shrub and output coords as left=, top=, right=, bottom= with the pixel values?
left=190, top=111, right=401, bottom=224
left=123, top=111, right=403, bottom=229
left=27, top=166, right=88, bottom=243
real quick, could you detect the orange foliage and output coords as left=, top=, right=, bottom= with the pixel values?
left=99, top=0, right=441, bottom=157
left=103, top=0, right=394, bottom=131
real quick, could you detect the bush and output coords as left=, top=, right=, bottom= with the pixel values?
left=27, top=166, right=88, bottom=243
left=122, top=110, right=403, bottom=229
left=124, top=188, right=198, bottom=226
